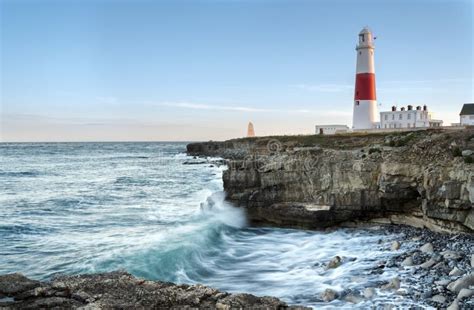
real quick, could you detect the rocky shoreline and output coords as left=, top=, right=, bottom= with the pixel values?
left=360, top=225, right=474, bottom=309
left=0, top=271, right=307, bottom=309
left=1, top=225, right=472, bottom=309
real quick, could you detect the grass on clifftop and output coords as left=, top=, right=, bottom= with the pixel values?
left=228, top=129, right=434, bottom=149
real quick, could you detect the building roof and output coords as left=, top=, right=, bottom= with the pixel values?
left=460, top=103, right=474, bottom=115
left=359, top=27, right=371, bottom=35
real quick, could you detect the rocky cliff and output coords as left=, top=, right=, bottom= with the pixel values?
left=187, top=129, right=474, bottom=233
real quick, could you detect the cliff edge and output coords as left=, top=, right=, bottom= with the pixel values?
left=187, top=129, right=474, bottom=233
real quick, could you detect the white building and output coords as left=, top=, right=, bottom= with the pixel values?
left=460, top=103, right=474, bottom=125
left=315, top=125, right=350, bottom=135
left=380, top=105, right=443, bottom=129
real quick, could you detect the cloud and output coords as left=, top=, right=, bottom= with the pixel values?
left=159, top=102, right=269, bottom=112
left=293, top=83, right=353, bottom=92
left=157, top=101, right=351, bottom=118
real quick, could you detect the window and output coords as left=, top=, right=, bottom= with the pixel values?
left=392, top=114, right=395, bottom=120
left=399, top=114, right=402, bottom=120
left=359, top=34, right=364, bottom=42
left=384, top=115, right=388, bottom=120
left=408, top=113, right=411, bottom=120
left=355, top=101, right=360, bottom=106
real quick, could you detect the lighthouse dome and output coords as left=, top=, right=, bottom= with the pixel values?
left=359, top=27, right=371, bottom=35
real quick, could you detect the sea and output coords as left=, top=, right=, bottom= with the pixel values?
left=0, top=142, right=429, bottom=309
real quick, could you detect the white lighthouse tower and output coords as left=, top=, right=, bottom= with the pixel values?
left=352, top=27, right=378, bottom=130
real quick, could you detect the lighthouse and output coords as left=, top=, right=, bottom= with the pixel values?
left=352, top=27, right=378, bottom=130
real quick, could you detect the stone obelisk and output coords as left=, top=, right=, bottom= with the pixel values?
left=247, top=122, right=255, bottom=137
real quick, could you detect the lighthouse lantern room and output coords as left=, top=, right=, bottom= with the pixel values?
left=352, top=27, right=378, bottom=130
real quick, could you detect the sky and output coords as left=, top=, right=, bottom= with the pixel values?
left=1, top=0, right=473, bottom=142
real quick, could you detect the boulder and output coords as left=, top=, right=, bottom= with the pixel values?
left=447, top=273, right=474, bottom=293
left=462, top=150, right=473, bottom=157
left=0, top=273, right=40, bottom=297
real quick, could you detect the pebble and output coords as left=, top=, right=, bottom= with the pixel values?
left=391, top=241, right=401, bottom=251
left=401, top=256, right=414, bottom=267
left=363, top=287, right=375, bottom=299
left=447, top=299, right=459, bottom=310
left=326, top=256, right=342, bottom=269
left=431, top=294, right=446, bottom=303
left=434, top=279, right=450, bottom=286
left=381, top=277, right=400, bottom=290
left=448, top=267, right=463, bottom=277
left=420, top=242, right=434, bottom=253
left=457, top=288, right=474, bottom=299
left=420, top=258, right=436, bottom=269
left=441, top=250, right=461, bottom=260
left=343, top=293, right=364, bottom=304
left=321, top=288, right=338, bottom=302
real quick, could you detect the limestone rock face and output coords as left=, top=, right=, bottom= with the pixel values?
left=188, top=129, right=474, bottom=233
left=0, top=272, right=305, bottom=309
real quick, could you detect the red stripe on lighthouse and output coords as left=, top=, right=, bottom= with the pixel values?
left=354, top=73, right=376, bottom=100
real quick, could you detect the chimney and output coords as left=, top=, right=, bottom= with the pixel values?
left=401, top=107, right=405, bottom=111
left=392, top=106, right=396, bottom=111
left=423, top=105, right=428, bottom=111
left=408, top=105, right=413, bottom=111
left=416, top=106, right=421, bottom=110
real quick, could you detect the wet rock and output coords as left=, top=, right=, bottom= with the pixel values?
left=326, top=256, right=342, bottom=269
left=363, top=287, right=375, bottom=299
left=447, top=299, right=459, bottom=310
left=441, top=250, right=462, bottom=260
left=457, top=288, right=474, bottom=299
left=420, top=243, right=434, bottom=253
left=0, top=271, right=300, bottom=309
left=343, top=293, right=364, bottom=304
left=431, top=294, right=446, bottom=303
left=391, top=241, right=401, bottom=251
left=421, top=289, right=433, bottom=299
left=381, top=277, right=400, bottom=290
left=401, top=256, right=414, bottom=267
left=471, top=254, right=474, bottom=268
left=462, top=150, right=473, bottom=157
left=420, top=258, right=436, bottom=269
left=0, top=273, right=40, bottom=297
left=435, top=279, right=451, bottom=286
left=321, top=289, right=338, bottom=302
left=447, top=273, right=474, bottom=293
left=449, top=267, right=464, bottom=277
